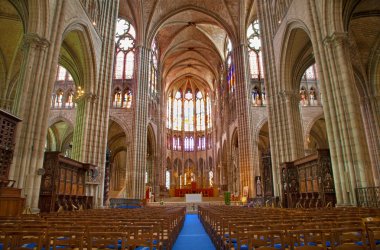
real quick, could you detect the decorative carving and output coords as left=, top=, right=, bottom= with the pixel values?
left=22, top=33, right=50, bottom=51
left=323, top=32, right=348, bottom=47
left=38, top=152, right=96, bottom=212
left=281, top=149, right=335, bottom=208
left=0, top=110, right=21, bottom=183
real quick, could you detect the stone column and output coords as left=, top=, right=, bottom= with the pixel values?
left=71, top=94, right=96, bottom=161
left=279, top=90, right=304, bottom=160
left=360, top=95, right=380, bottom=186
left=233, top=45, right=257, bottom=196
left=256, top=0, right=284, bottom=197
left=69, top=0, right=119, bottom=207
left=131, top=46, right=151, bottom=198
left=306, top=0, right=347, bottom=205
left=323, top=32, right=372, bottom=205
left=9, top=33, right=52, bottom=211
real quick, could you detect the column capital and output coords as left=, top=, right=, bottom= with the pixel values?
left=323, top=32, right=348, bottom=47
left=74, top=92, right=98, bottom=104
left=278, top=90, right=298, bottom=102
left=22, top=33, right=50, bottom=51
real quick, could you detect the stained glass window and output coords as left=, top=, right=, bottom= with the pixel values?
left=167, top=83, right=212, bottom=151
left=125, top=52, right=134, bottom=79
left=305, top=65, right=315, bottom=79
left=52, top=65, right=75, bottom=109
left=115, top=52, right=124, bottom=79
left=123, top=88, right=132, bottom=108
left=167, top=95, right=172, bottom=129
left=300, top=64, right=320, bottom=106
left=184, top=89, right=194, bottom=131
left=57, top=66, right=66, bottom=80
left=206, top=93, right=212, bottom=129
left=66, top=90, right=74, bottom=108
left=113, top=88, right=122, bottom=107
left=114, top=18, right=135, bottom=79
left=173, top=91, right=182, bottom=130
left=173, top=136, right=177, bottom=150
left=150, top=39, right=158, bottom=95
left=226, top=38, right=235, bottom=93
left=56, top=90, right=63, bottom=107
left=248, top=20, right=263, bottom=79
left=166, top=170, right=170, bottom=189
left=209, top=171, right=213, bottom=187
left=196, top=91, right=205, bottom=131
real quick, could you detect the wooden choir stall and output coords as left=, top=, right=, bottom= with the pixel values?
left=281, top=149, right=336, bottom=208
left=0, top=109, right=24, bottom=217
left=38, top=152, right=96, bottom=213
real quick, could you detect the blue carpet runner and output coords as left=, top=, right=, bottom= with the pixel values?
left=173, top=214, right=216, bottom=250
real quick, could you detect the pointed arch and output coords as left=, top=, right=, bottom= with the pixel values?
left=280, top=20, right=314, bottom=91
left=60, top=21, right=97, bottom=92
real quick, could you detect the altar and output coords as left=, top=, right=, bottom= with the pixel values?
left=174, top=181, right=214, bottom=197
left=185, top=193, right=202, bottom=203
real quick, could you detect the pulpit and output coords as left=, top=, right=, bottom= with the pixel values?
left=0, top=109, right=24, bottom=216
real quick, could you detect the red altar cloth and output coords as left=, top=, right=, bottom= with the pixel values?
left=174, top=188, right=214, bottom=197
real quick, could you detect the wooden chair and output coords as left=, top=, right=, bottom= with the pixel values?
left=294, top=247, right=325, bottom=250
left=3, top=230, right=44, bottom=250
left=87, top=231, right=126, bottom=249
left=289, top=229, right=327, bottom=250
left=125, top=225, right=155, bottom=250
left=331, top=227, right=367, bottom=250
left=334, top=244, right=366, bottom=250
left=249, top=230, right=285, bottom=250
left=368, top=227, right=380, bottom=250
left=45, top=231, right=84, bottom=250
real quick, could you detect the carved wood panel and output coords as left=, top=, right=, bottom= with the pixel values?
left=0, top=110, right=20, bottom=182
left=39, top=152, right=95, bottom=212
left=281, top=149, right=336, bottom=208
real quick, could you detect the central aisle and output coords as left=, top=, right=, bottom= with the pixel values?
left=173, top=214, right=216, bottom=250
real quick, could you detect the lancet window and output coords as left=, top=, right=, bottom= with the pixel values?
left=114, top=18, right=135, bottom=80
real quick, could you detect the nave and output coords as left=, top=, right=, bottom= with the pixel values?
left=0, top=205, right=380, bottom=249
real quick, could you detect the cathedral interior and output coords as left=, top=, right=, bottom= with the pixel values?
left=0, top=0, right=379, bottom=213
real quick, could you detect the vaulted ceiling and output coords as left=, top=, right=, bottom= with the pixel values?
left=119, top=0, right=258, bottom=94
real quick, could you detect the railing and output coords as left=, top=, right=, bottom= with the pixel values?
left=356, top=187, right=380, bottom=208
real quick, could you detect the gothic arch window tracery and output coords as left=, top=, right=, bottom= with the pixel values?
left=150, top=39, right=158, bottom=96
left=166, top=81, right=212, bottom=151
left=123, top=88, right=132, bottom=108
left=113, top=88, right=122, bottom=107
left=299, top=64, right=321, bottom=106
left=114, top=18, right=136, bottom=80
left=184, top=89, right=194, bottom=132
left=196, top=90, right=205, bottom=131
left=247, top=20, right=266, bottom=106
left=206, top=93, right=212, bottom=129
left=66, top=89, right=74, bottom=108
left=55, top=89, right=64, bottom=108
left=52, top=65, right=76, bottom=109
left=173, top=90, right=182, bottom=131
left=226, top=38, right=235, bottom=94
